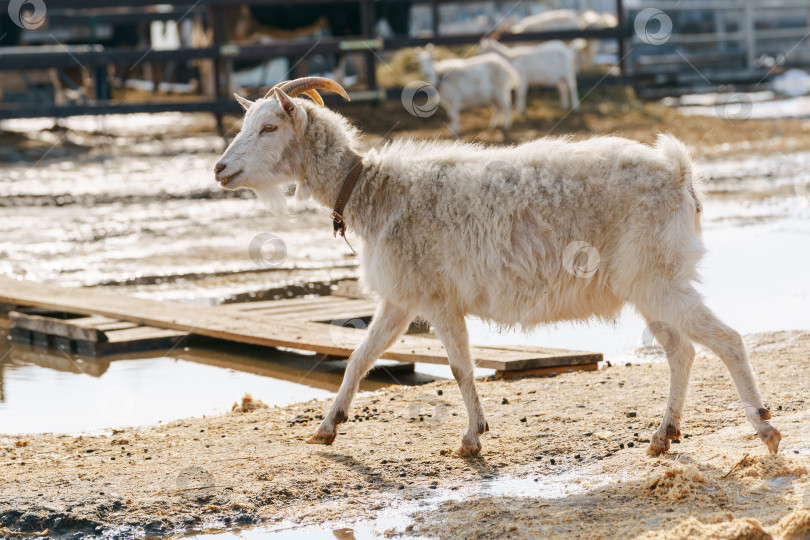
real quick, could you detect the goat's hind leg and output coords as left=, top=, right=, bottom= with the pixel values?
left=635, top=284, right=780, bottom=454
left=638, top=316, right=696, bottom=455
left=307, top=299, right=413, bottom=445
left=426, top=308, right=488, bottom=456
left=681, top=299, right=781, bottom=453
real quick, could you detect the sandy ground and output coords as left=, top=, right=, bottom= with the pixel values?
left=1, top=330, right=808, bottom=539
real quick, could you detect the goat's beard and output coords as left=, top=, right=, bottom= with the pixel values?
left=253, top=182, right=288, bottom=215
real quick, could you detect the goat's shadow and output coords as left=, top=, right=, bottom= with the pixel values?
left=316, top=448, right=499, bottom=491
left=459, top=453, right=499, bottom=480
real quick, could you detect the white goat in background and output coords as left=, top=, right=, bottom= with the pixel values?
left=214, top=78, right=782, bottom=458
left=508, top=9, right=618, bottom=69
left=575, top=10, right=619, bottom=69
left=509, top=9, right=580, bottom=34
left=417, top=46, right=520, bottom=134
left=479, top=38, right=579, bottom=113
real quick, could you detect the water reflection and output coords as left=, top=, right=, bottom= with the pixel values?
left=0, top=327, right=436, bottom=434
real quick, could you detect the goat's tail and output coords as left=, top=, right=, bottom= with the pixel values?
left=655, top=133, right=692, bottom=184
left=656, top=133, right=703, bottom=233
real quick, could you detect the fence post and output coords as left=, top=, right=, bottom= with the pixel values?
left=360, top=0, right=378, bottom=96
left=743, top=0, right=756, bottom=72
left=210, top=4, right=226, bottom=136
left=617, top=0, right=627, bottom=77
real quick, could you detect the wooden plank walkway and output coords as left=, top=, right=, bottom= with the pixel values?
left=9, top=311, right=189, bottom=356
left=0, top=277, right=602, bottom=375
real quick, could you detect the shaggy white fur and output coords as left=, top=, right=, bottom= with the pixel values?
left=214, top=89, right=781, bottom=457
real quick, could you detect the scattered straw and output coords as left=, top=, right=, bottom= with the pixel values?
left=231, top=393, right=269, bottom=413
left=723, top=453, right=750, bottom=479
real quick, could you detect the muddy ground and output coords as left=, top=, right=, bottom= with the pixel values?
left=1, top=330, right=808, bottom=539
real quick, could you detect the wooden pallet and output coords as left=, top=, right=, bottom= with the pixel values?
left=6, top=296, right=391, bottom=357
left=0, top=277, right=602, bottom=377
left=9, top=311, right=188, bottom=356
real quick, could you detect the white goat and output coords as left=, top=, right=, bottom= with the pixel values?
left=510, top=9, right=580, bottom=34
left=417, top=47, right=520, bottom=134
left=479, top=38, right=579, bottom=113
left=576, top=11, right=619, bottom=69
left=509, top=9, right=618, bottom=69
left=214, top=78, right=782, bottom=458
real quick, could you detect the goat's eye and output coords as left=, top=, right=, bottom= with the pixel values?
left=260, top=124, right=276, bottom=134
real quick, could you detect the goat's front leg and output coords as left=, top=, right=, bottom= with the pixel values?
left=427, top=308, right=488, bottom=456
left=443, top=99, right=461, bottom=136
left=557, top=80, right=570, bottom=110
left=307, top=299, right=413, bottom=445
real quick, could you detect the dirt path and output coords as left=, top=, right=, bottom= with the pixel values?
left=1, top=330, right=808, bottom=538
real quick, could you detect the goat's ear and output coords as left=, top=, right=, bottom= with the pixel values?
left=275, top=88, right=297, bottom=116
left=234, top=93, right=254, bottom=111
left=295, top=181, right=312, bottom=201
left=274, top=88, right=305, bottom=129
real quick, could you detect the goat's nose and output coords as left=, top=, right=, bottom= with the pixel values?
left=214, top=162, right=227, bottom=174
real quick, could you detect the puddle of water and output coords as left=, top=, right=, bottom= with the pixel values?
left=478, top=469, right=616, bottom=498
left=0, top=334, right=435, bottom=435
left=183, top=524, right=414, bottom=539
left=180, top=467, right=621, bottom=539
left=670, top=92, right=810, bottom=120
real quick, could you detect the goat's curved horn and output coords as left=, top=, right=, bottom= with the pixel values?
left=303, top=89, right=325, bottom=106
left=263, top=82, right=324, bottom=105
left=264, top=80, right=290, bottom=99
left=265, top=77, right=350, bottom=104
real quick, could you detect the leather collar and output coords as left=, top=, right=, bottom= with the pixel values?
left=330, top=154, right=363, bottom=237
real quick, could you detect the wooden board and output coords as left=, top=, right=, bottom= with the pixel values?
left=0, top=277, right=602, bottom=371
left=9, top=311, right=105, bottom=342
left=218, top=296, right=427, bottom=334
left=494, top=362, right=599, bottom=379
left=8, top=310, right=188, bottom=356
left=218, top=297, right=379, bottom=322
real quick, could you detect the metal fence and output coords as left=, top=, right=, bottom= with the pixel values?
left=629, top=0, right=810, bottom=95
left=0, top=0, right=631, bottom=122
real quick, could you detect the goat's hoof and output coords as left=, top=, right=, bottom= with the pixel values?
left=457, top=439, right=482, bottom=457
left=306, top=430, right=336, bottom=446
left=647, top=437, right=670, bottom=456
left=757, top=423, right=781, bottom=454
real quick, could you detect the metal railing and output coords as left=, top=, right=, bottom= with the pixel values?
left=629, top=0, right=810, bottom=93
left=0, top=0, right=630, bottom=122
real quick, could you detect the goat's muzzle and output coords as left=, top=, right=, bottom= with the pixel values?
left=214, top=163, right=244, bottom=187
